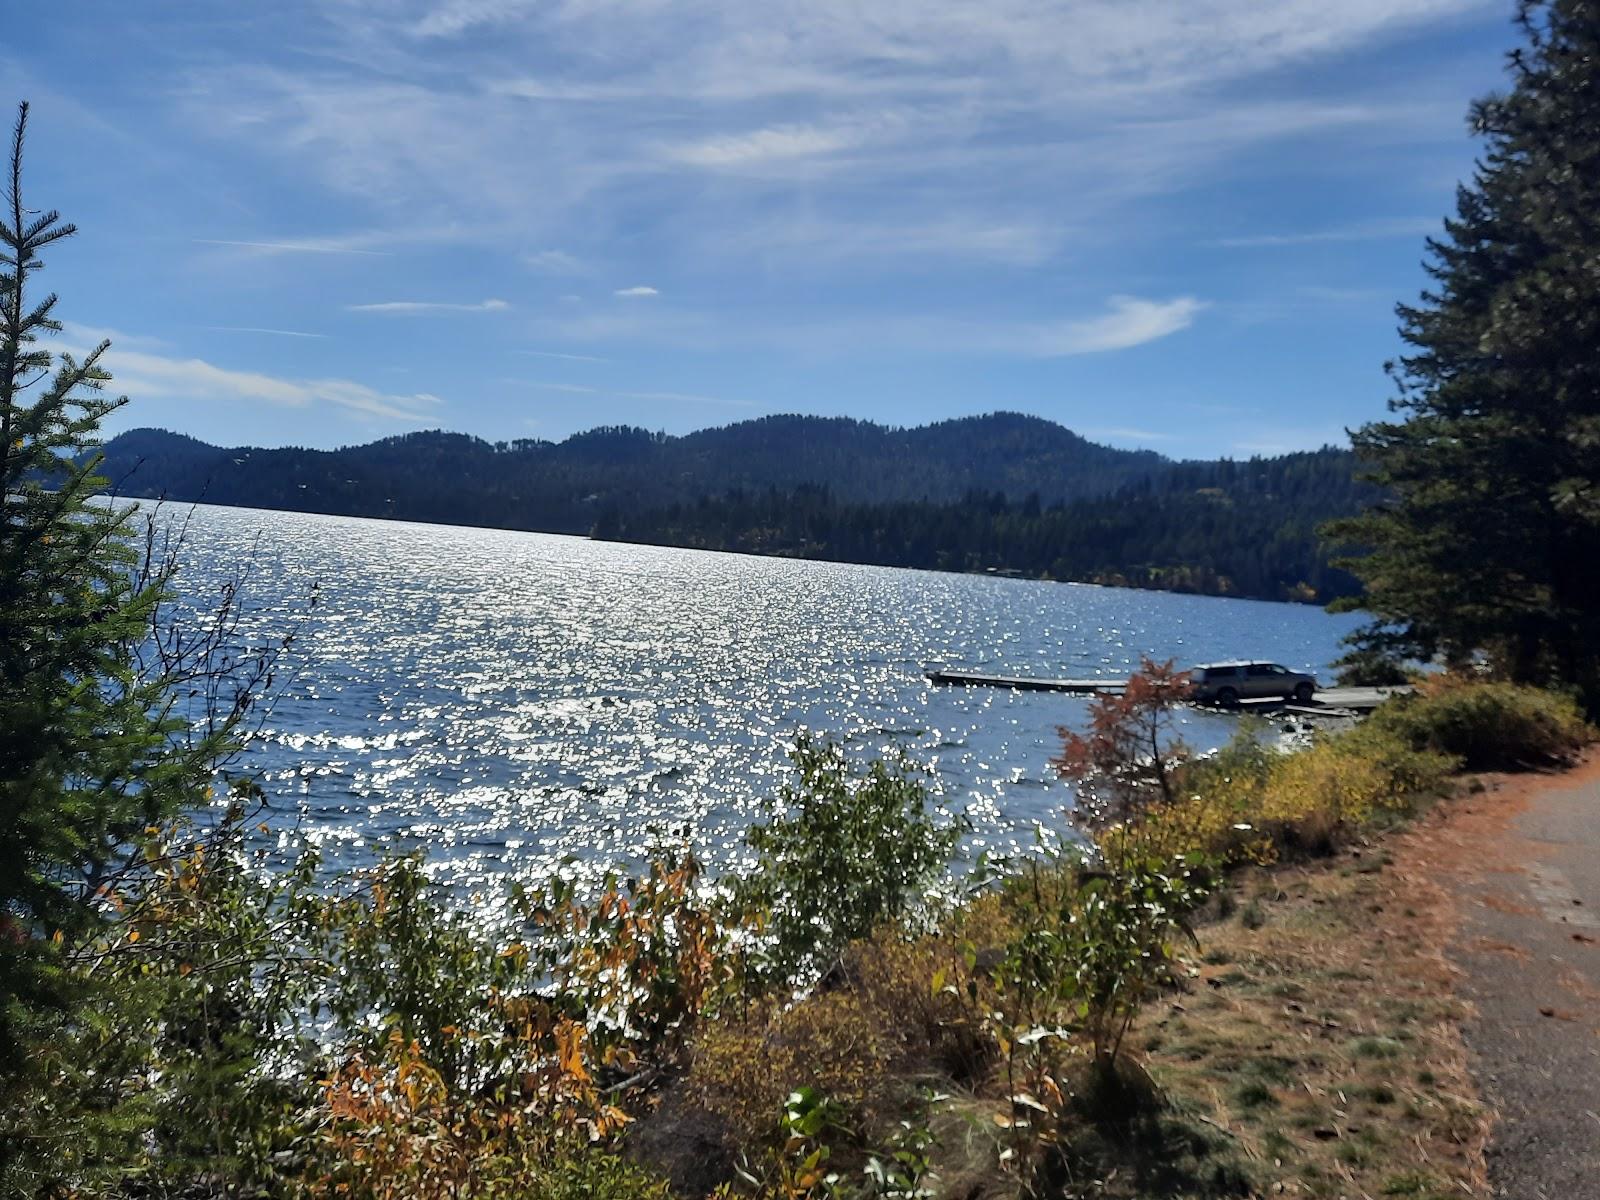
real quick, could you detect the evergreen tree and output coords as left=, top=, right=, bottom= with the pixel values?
left=0, top=103, right=232, bottom=1069
left=1328, top=0, right=1600, bottom=709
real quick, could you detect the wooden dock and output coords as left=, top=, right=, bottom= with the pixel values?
left=926, top=669, right=1409, bottom=714
left=926, top=669, right=1126, bottom=694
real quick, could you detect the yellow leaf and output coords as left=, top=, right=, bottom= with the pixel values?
left=127, top=930, right=140, bottom=943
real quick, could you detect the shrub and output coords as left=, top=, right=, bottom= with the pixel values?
left=1113, top=711, right=1457, bottom=865
left=684, top=988, right=894, bottom=1150
left=1041, top=662, right=1220, bottom=1090
left=308, top=1023, right=638, bottom=1200
left=728, top=737, right=962, bottom=985
left=521, top=849, right=730, bottom=1068
left=845, top=930, right=992, bottom=1086
left=1053, top=657, right=1195, bottom=832
left=681, top=927, right=990, bottom=1165
left=1135, top=725, right=1277, bottom=864
left=994, top=849, right=1211, bottom=1081
left=1257, top=725, right=1456, bottom=854
left=1367, top=678, right=1593, bottom=771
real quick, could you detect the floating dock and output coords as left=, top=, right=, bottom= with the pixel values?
left=926, top=669, right=1409, bottom=715
left=926, top=669, right=1125, bottom=694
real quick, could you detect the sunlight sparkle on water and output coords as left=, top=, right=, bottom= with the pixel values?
left=166, top=503, right=1360, bottom=896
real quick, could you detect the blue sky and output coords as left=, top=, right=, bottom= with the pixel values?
left=4, top=1, right=1515, bottom=457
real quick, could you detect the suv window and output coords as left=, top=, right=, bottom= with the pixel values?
left=1246, top=664, right=1274, bottom=677
left=1203, top=667, right=1240, bottom=680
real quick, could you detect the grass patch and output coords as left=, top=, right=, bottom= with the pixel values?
left=1132, top=848, right=1486, bottom=1199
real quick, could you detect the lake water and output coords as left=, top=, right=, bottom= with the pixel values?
left=166, top=503, right=1361, bottom=894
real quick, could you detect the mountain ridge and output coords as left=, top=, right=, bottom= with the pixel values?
left=93, top=413, right=1366, bottom=603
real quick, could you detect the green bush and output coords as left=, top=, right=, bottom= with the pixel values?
left=1368, top=679, right=1593, bottom=771
left=995, top=850, right=1211, bottom=1080
left=728, top=736, right=963, bottom=984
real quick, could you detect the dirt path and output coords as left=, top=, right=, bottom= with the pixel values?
left=1408, top=752, right=1600, bottom=1199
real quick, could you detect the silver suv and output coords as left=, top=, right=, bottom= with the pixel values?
left=1191, top=661, right=1317, bottom=706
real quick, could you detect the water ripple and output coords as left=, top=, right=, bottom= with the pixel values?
left=165, top=504, right=1361, bottom=893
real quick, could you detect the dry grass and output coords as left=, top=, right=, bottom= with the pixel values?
left=1137, top=837, right=1489, bottom=1199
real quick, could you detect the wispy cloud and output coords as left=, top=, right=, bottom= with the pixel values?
left=346, top=298, right=511, bottom=314
left=199, top=325, right=329, bottom=339
left=80, top=0, right=1494, bottom=452
left=662, top=122, right=872, bottom=169
left=178, top=1, right=1481, bottom=286
left=1015, top=296, right=1207, bottom=357
left=718, top=215, right=1065, bottom=267
left=192, top=236, right=391, bottom=256
left=534, top=293, right=1202, bottom=358
left=1211, top=217, right=1439, bottom=248
left=61, top=324, right=437, bottom=422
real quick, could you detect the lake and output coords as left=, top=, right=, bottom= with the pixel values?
left=164, top=502, right=1361, bottom=894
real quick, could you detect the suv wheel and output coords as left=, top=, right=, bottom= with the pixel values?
left=1215, top=686, right=1239, bottom=708
left=1292, top=681, right=1314, bottom=703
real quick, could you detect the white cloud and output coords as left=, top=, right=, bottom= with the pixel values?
left=613, top=286, right=659, bottom=298
left=177, top=0, right=1483, bottom=283
left=533, top=293, right=1201, bottom=358
left=346, top=298, right=511, bottom=314
left=1022, top=296, right=1206, bottom=356
left=663, top=123, right=865, bottom=169
left=59, top=324, right=438, bottom=422
left=410, top=0, right=532, bottom=38
left=399, top=0, right=1482, bottom=98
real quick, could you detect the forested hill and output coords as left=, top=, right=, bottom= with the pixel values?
left=595, top=449, right=1369, bottom=603
left=99, top=414, right=1164, bottom=517
left=96, top=414, right=1373, bottom=603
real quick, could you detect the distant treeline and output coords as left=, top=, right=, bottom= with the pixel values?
left=96, top=413, right=1373, bottom=603
left=596, top=449, right=1369, bottom=603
